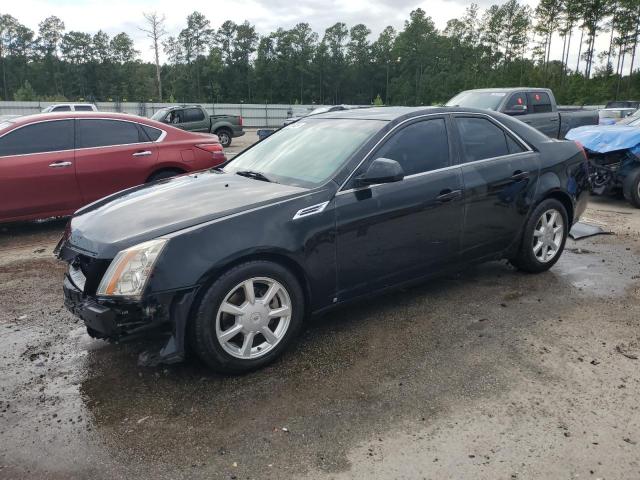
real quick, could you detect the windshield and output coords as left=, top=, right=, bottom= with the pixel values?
left=224, top=118, right=383, bottom=188
left=446, top=91, right=506, bottom=110
left=151, top=108, right=170, bottom=121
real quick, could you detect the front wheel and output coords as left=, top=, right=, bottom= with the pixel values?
left=189, top=261, right=304, bottom=374
left=510, top=199, right=568, bottom=273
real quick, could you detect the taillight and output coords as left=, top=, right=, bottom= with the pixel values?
left=196, top=143, right=226, bottom=165
left=238, top=116, right=243, bottom=127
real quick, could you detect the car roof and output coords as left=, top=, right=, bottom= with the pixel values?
left=160, top=105, right=202, bottom=111
left=458, top=87, right=552, bottom=94
left=309, top=106, right=504, bottom=121
left=6, top=111, right=152, bottom=128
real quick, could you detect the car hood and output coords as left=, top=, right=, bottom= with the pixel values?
left=67, top=170, right=308, bottom=258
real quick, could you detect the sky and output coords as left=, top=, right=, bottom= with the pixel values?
left=2, top=0, right=625, bottom=73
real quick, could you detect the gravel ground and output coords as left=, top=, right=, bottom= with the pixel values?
left=1, top=195, right=639, bottom=480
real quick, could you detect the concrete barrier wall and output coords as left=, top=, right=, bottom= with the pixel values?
left=0, top=101, right=605, bottom=128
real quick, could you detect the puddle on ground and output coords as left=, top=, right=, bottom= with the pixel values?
left=554, top=240, right=638, bottom=297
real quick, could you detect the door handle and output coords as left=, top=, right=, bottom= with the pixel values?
left=48, top=161, right=73, bottom=168
left=132, top=150, right=152, bottom=157
left=511, top=170, right=530, bottom=181
left=436, top=189, right=462, bottom=203
left=549, top=118, right=559, bottom=122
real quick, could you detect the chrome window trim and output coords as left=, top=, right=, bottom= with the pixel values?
left=0, top=117, right=167, bottom=158
left=336, top=111, right=533, bottom=193
left=336, top=151, right=534, bottom=196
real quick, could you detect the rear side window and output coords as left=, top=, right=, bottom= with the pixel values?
left=74, top=105, right=94, bottom=111
left=184, top=108, right=205, bottom=122
left=506, top=135, right=526, bottom=154
left=0, top=120, right=74, bottom=156
left=141, top=125, right=163, bottom=141
left=77, top=119, right=144, bottom=148
left=374, top=119, right=449, bottom=176
left=527, top=92, right=552, bottom=113
left=456, top=117, right=512, bottom=162
left=52, top=105, right=71, bottom=112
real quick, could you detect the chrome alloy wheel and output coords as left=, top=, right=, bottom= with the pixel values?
left=533, top=208, right=564, bottom=263
left=215, top=277, right=292, bottom=359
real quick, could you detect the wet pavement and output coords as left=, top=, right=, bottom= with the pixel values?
left=1, top=196, right=639, bottom=479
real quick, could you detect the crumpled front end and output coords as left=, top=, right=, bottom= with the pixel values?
left=58, top=240, right=198, bottom=365
left=566, top=125, right=640, bottom=196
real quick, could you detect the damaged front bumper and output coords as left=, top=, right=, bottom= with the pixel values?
left=62, top=267, right=199, bottom=365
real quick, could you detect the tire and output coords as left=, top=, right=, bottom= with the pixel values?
left=622, top=168, right=640, bottom=208
left=147, top=169, right=183, bottom=183
left=215, top=128, right=232, bottom=148
left=190, top=260, right=304, bottom=374
left=510, top=198, right=569, bottom=273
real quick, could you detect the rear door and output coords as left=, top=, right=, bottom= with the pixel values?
left=522, top=91, right=560, bottom=138
left=74, top=119, right=159, bottom=204
left=335, top=116, right=464, bottom=299
left=452, top=114, right=540, bottom=261
left=181, top=108, right=209, bottom=132
left=0, top=119, right=81, bottom=220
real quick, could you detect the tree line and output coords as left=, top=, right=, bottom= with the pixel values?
left=0, top=0, right=639, bottom=107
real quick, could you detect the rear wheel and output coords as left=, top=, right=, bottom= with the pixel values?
left=622, top=168, right=640, bottom=208
left=510, top=198, right=568, bottom=273
left=215, top=128, right=232, bottom=148
left=190, top=261, right=304, bottom=374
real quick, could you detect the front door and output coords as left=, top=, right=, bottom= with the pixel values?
left=74, top=119, right=158, bottom=204
left=0, top=119, right=81, bottom=220
left=452, top=114, right=540, bottom=261
left=335, top=116, right=464, bottom=300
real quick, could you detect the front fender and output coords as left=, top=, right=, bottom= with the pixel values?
left=147, top=190, right=337, bottom=312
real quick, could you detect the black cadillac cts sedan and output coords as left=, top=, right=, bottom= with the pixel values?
left=57, top=107, right=590, bottom=373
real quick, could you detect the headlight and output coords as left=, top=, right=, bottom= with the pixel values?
left=97, top=238, right=167, bottom=298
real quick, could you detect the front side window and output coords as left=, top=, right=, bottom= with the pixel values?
left=456, top=117, right=512, bottom=162
left=184, top=108, right=205, bottom=122
left=225, top=118, right=383, bottom=188
left=373, top=119, right=450, bottom=176
left=0, top=120, right=74, bottom=156
left=505, top=93, right=527, bottom=111
left=77, top=119, right=145, bottom=148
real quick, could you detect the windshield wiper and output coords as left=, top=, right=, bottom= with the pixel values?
left=235, top=170, right=274, bottom=183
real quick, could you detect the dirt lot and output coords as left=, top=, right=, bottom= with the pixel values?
left=1, top=195, right=639, bottom=480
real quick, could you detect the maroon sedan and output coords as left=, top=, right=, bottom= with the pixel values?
left=0, top=112, right=227, bottom=223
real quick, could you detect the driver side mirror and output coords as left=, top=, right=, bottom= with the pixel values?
left=354, top=158, right=404, bottom=187
left=505, top=104, right=528, bottom=116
